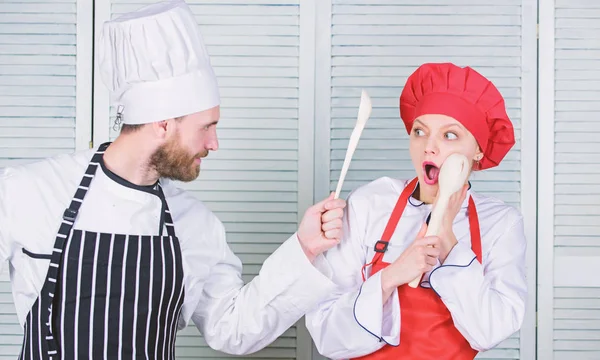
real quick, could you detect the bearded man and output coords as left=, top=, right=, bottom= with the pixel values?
left=0, top=1, right=345, bottom=359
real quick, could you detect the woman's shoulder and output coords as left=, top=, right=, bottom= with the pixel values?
left=470, top=191, right=523, bottom=230
left=346, top=176, right=410, bottom=203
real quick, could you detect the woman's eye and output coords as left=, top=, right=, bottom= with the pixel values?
left=414, top=129, right=424, bottom=136
left=445, top=132, right=458, bottom=140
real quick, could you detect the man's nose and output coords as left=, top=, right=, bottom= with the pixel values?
left=206, top=128, right=219, bottom=151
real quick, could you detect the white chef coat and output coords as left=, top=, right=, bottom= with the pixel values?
left=0, top=148, right=336, bottom=355
left=305, top=176, right=528, bottom=359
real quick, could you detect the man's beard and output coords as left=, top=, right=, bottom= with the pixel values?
left=149, top=138, right=207, bottom=182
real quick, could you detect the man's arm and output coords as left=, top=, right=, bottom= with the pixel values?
left=180, top=193, right=345, bottom=355
left=191, top=224, right=337, bottom=355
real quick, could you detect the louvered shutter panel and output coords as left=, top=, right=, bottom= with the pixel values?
left=99, top=1, right=304, bottom=358
left=324, top=1, right=531, bottom=359
left=0, top=2, right=79, bottom=169
left=0, top=0, right=89, bottom=358
left=0, top=271, right=21, bottom=359
left=552, top=0, right=600, bottom=358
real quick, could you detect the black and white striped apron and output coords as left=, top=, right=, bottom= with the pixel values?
left=19, top=143, right=185, bottom=360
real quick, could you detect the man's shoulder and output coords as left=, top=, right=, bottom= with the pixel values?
left=160, top=179, right=223, bottom=228
left=1, top=149, right=94, bottom=195
left=2, top=149, right=93, bottom=182
left=160, top=181, right=230, bottom=253
left=0, top=150, right=96, bottom=250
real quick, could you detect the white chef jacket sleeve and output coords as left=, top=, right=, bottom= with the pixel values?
left=428, top=210, right=527, bottom=352
left=305, top=191, right=401, bottom=360
left=189, top=219, right=339, bottom=356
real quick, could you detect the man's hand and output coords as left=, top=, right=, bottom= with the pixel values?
left=297, top=192, right=346, bottom=263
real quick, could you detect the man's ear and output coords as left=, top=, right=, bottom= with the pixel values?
left=151, top=120, right=170, bottom=139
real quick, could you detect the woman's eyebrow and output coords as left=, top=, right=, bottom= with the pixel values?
left=442, top=123, right=465, bottom=131
left=413, top=119, right=427, bottom=128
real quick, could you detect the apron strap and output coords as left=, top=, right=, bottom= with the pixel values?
left=44, top=142, right=110, bottom=356
left=360, top=178, right=418, bottom=281
left=157, top=184, right=177, bottom=238
left=467, top=196, right=482, bottom=264
left=381, top=178, right=419, bottom=241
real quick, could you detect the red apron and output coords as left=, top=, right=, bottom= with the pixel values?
left=354, top=177, right=482, bottom=360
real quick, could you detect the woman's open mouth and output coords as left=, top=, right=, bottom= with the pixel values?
left=422, top=161, right=440, bottom=185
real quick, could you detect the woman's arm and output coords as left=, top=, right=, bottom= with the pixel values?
left=429, top=211, right=528, bottom=351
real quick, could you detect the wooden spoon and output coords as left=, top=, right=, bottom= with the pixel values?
left=407, top=152, right=471, bottom=288
left=334, top=90, right=372, bottom=199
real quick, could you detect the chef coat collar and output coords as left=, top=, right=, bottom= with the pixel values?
left=98, top=152, right=161, bottom=197
left=407, top=179, right=472, bottom=209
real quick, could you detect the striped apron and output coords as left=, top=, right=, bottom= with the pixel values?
left=19, top=143, right=185, bottom=360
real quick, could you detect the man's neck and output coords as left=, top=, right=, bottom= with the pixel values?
left=102, top=136, right=159, bottom=186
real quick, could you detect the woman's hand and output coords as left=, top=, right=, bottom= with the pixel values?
left=436, top=184, right=469, bottom=263
left=380, top=223, right=441, bottom=302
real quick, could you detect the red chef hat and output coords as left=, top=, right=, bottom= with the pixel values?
left=399, top=62, right=515, bottom=170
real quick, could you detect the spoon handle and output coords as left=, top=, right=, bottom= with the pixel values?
left=334, top=124, right=365, bottom=199
left=333, top=90, right=371, bottom=199
left=407, top=196, right=449, bottom=288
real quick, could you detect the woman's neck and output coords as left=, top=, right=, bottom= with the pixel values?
left=413, top=183, right=437, bottom=204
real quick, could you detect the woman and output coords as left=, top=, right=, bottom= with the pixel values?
left=306, top=62, right=527, bottom=360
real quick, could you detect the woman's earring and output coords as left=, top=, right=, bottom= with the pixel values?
left=474, top=154, right=483, bottom=169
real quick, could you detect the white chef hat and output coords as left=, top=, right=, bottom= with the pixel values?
left=97, top=0, right=220, bottom=125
